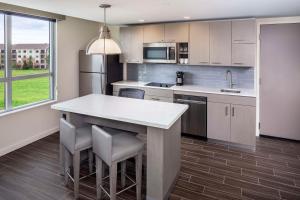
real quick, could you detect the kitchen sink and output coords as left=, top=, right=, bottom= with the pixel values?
left=220, top=88, right=241, bottom=93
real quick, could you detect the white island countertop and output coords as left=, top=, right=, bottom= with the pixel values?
left=51, top=94, right=188, bottom=129
left=112, top=81, right=256, bottom=97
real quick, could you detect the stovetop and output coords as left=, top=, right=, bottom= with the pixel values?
left=145, top=82, right=175, bottom=88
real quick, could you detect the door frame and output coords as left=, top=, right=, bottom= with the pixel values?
left=256, top=16, right=300, bottom=136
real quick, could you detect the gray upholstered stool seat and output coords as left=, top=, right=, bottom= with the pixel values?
left=92, top=125, right=144, bottom=200
left=60, top=118, right=94, bottom=199
left=74, top=126, right=92, bottom=151
left=112, top=134, right=144, bottom=162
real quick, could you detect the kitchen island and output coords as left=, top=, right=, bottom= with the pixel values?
left=51, top=94, right=188, bottom=200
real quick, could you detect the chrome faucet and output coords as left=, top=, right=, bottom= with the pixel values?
left=226, top=70, right=235, bottom=89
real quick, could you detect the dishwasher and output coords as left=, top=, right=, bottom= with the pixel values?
left=174, top=94, right=207, bottom=138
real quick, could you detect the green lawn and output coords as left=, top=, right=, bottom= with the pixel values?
left=0, top=69, right=50, bottom=110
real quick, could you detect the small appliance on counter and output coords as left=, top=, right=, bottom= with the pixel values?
left=176, top=71, right=184, bottom=86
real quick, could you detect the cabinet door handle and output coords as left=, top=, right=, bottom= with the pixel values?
left=232, top=107, right=235, bottom=117
left=225, top=106, right=228, bottom=116
left=199, top=62, right=209, bottom=64
left=233, top=62, right=244, bottom=65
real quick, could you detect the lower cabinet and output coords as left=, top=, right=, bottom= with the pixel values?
left=207, top=102, right=231, bottom=141
left=208, top=102, right=256, bottom=146
left=230, top=104, right=256, bottom=145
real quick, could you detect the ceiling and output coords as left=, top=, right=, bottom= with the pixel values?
left=1, top=0, right=300, bottom=24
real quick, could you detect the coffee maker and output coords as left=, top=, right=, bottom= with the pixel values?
left=176, top=71, right=184, bottom=86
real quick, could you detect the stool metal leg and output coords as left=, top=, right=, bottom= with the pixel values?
left=136, top=152, right=143, bottom=200
left=121, top=161, right=126, bottom=188
left=96, top=156, right=103, bottom=200
left=88, top=149, right=94, bottom=174
left=73, top=151, right=80, bottom=199
left=64, top=147, right=70, bottom=185
left=110, top=162, right=117, bottom=200
left=60, top=143, right=65, bottom=175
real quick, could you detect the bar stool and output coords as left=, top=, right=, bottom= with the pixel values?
left=60, top=118, right=94, bottom=199
left=92, top=125, right=144, bottom=200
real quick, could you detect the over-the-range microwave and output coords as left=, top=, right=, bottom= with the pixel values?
left=143, top=43, right=177, bottom=64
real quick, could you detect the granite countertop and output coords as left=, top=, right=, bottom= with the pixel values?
left=112, top=81, right=256, bottom=97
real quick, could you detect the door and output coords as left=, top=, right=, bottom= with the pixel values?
left=231, top=105, right=256, bottom=145
left=119, top=26, right=143, bottom=63
left=79, top=73, right=102, bottom=96
left=207, top=102, right=231, bottom=141
left=119, top=27, right=131, bottom=63
left=189, top=22, right=210, bottom=65
left=143, top=24, right=164, bottom=43
left=79, top=50, right=103, bottom=73
left=209, top=21, right=232, bottom=66
left=164, top=23, right=189, bottom=42
left=232, top=19, right=256, bottom=43
left=232, top=43, right=256, bottom=67
left=260, top=23, right=300, bottom=140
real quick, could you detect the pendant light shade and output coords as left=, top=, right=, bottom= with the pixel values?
left=86, top=4, right=121, bottom=55
left=86, top=37, right=121, bottom=55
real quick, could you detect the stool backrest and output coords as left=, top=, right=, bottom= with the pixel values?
left=92, top=125, right=112, bottom=165
left=118, top=88, right=145, bottom=99
left=60, top=118, right=76, bottom=153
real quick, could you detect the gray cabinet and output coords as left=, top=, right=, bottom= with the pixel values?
left=164, top=22, right=189, bottom=42
left=207, top=102, right=231, bottom=141
left=119, top=26, right=143, bottom=63
left=207, top=98, right=256, bottom=146
left=209, top=21, right=232, bottom=66
left=232, top=19, right=256, bottom=43
left=143, top=24, right=165, bottom=43
left=189, top=22, right=210, bottom=65
left=231, top=104, right=256, bottom=145
left=232, top=43, right=256, bottom=67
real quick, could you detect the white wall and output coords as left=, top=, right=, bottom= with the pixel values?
left=0, top=16, right=99, bottom=156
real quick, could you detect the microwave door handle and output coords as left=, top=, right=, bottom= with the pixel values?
left=166, top=47, right=170, bottom=60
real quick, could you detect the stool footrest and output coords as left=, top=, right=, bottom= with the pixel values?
left=97, top=173, right=137, bottom=198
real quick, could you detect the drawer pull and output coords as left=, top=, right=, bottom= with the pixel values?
left=151, top=98, right=160, bottom=101
left=212, top=62, right=221, bottom=64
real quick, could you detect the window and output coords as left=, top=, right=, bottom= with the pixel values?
left=0, top=13, right=55, bottom=113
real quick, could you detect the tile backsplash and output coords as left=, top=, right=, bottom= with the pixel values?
left=127, top=64, right=255, bottom=89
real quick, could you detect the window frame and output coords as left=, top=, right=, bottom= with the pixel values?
left=0, top=12, right=56, bottom=113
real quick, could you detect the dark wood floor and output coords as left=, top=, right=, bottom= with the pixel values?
left=0, top=133, right=300, bottom=200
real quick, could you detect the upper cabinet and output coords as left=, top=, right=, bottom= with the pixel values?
left=231, top=19, right=256, bottom=67
left=119, top=19, right=256, bottom=67
left=209, top=21, right=232, bottom=66
left=232, top=19, right=256, bottom=43
left=119, top=26, right=143, bottom=63
left=143, top=24, right=164, bottom=43
left=232, top=43, right=256, bottom=67
left=164, top=23, right=189, bottom=42
left=189, top=22, right=210, bottom=65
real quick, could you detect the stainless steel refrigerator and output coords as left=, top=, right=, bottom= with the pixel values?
left=79, top=50, right=122, bottom=96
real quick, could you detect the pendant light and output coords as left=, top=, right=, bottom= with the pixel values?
left=86, top=4, right=121, bottom=55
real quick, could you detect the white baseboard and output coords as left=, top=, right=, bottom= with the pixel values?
left=0, top=127, right=59, bottom=156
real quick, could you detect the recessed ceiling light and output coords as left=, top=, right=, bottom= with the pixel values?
left=138, top=19, right=145, bottom=22
left=183, top=16, right=191, bottom=19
